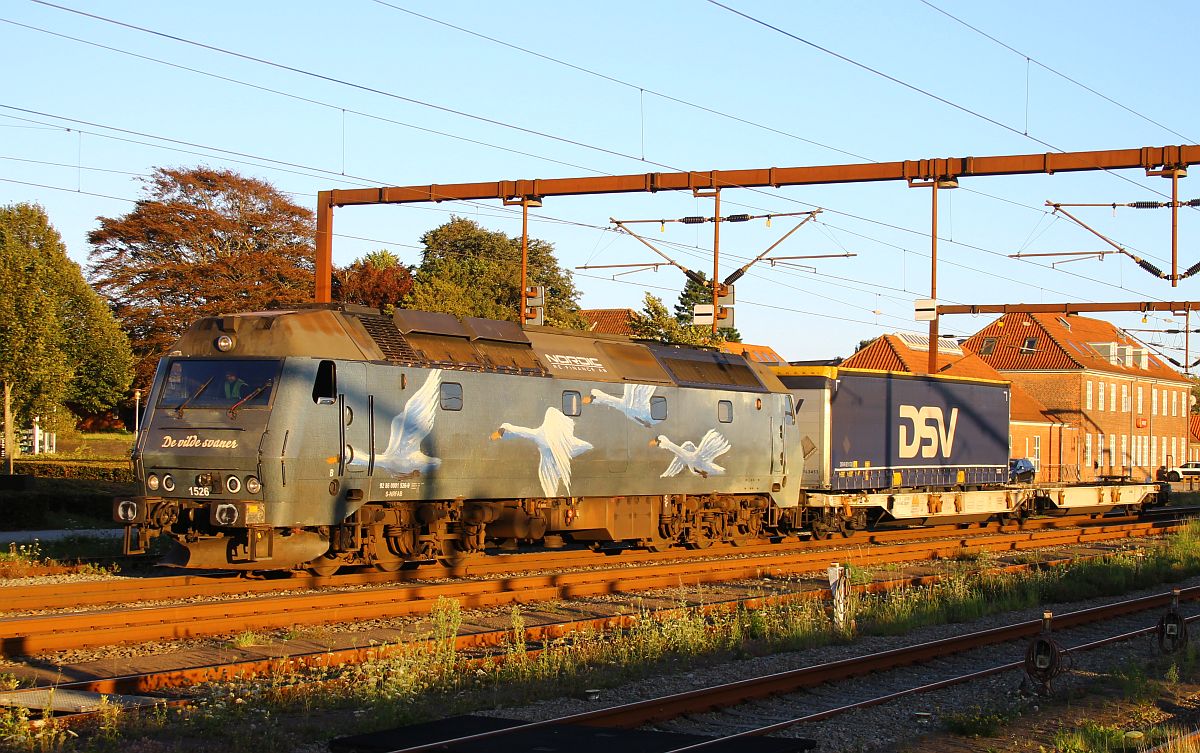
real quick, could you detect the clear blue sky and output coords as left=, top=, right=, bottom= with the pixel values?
left=3, top=1, right=1198, bottom=362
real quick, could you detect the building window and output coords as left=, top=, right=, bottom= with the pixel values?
left=1137, top=386, right=1143, bottom=414
left=1086, top=381, right=1093, bottom=410
left=1121, top=434, right=1128, bottom=468
left=1172, top=390, right=1178, bottom=417
left=1019, top=337, right=1037, bottom=354
left=1153, top=388, right=1159, bottom=415
left=1098, top=382, right=1105, bottom=412
left=1032, top=435, right=1041, bottom=471
left=1152, top=435, right=1157, bottom=467
left=1110, top=435, right=1117, bottom=469
left=1121, top=384, right=1129, bottom=412
left=978, top=337, right=997, bottom=356
left=1084, top=434, right=1092, bottom=467
left=1172, top=436, right=1178, bottom=466
left=1110, top=384, right=1116, bottom=412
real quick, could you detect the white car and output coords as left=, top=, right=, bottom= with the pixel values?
left=1164, top=462, right=1200, bottom=482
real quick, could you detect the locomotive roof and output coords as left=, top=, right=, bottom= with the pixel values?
left=170, top=304, right=784, bottom=393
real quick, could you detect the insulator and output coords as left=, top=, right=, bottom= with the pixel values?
left=1129, top=201, right=1165, bottom=209
left=724, top=214, right=751, bottom=223
left=1136, top=258, right=1166, bottom=278
left=1188, top=198, right=1200, bottom=207
left=680, top=216, right=707, bottom=224
left=1183, top=260, right=1200, bottom=279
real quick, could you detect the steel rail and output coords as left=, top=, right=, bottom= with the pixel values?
left=0, top=519, right=1183, bottom=657
left=371, top=588, right=1200, bottom=753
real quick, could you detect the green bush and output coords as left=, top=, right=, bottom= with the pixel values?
left=10, top=459, right=133, bottom=482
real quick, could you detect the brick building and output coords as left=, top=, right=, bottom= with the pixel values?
left=842, top=333, right=1072, bottom=482
left=963, top=313, right=1191, bottom=482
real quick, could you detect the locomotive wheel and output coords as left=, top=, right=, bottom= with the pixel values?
left=306, top=554, right=341, bottom=577
left=438, top=539, right=474, bottom=568
left=809, top=522, right=832, bottom=540
left=373, top=556, right=404, bottom=573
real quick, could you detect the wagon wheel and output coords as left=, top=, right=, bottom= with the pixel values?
left=809, top=521, right=832, bottom=541
left=643, top=533, right=676, bottom=553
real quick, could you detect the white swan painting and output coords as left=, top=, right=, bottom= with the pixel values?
left=372, top=370, right=442, bottom=475
left=584, top=383, right=659, bottom=427
left=652, top=429, right=731, bottom=478
left=491, top=407, right=594, bottom=496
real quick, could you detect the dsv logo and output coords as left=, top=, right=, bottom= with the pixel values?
left=898, top=405, right=959, bottom=459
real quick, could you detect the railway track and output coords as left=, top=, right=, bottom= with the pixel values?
left=325, top=587, right=1200, bottom=753
left=1, top=512, right=1175, bottom=613
left=0, top=516, right=1185, bottom=657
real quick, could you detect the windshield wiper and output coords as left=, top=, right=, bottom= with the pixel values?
left=174, top=376, right=213, bottom=419
left=227, top=380, right=272, bottom=419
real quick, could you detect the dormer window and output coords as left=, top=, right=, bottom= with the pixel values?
left=1019, top=337, right=1037, bottom=354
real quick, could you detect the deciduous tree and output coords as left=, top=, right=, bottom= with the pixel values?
left=406, top=217, right=584, bottom=327
left=0, top=204, right=133, bottom=470
left=88, top=167, right=315, bottom=386
left=334, top=249, right=414, bottom=314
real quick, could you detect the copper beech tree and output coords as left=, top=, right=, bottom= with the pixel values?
left=333, top=250, right=414, bottom=314
left=88, top=167, right=316, bottom=387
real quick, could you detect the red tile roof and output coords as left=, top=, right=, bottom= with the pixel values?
left=962, top=312, right=1187, bottom=383
left=720, top=342, right=786, bottom=365
left=580, top=308, right=636, bottom=336
left=842, top=334, right=1054, bottom=424
left=1190, top=414, right=1200, bottom=443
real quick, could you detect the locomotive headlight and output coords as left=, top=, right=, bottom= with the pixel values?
left=146, top=473, right=160, bottom=491
left=215, top=334, right=235, bottom=352
left=245, top=476, right=262, bottom=494
left=161, top=474, right=176, bottom=492
left=225, top=475, right=242, bottom=494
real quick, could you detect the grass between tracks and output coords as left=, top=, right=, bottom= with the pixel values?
left=8, top=523, right=1200, bottom=752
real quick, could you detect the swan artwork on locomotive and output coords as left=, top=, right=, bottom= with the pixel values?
left=366, top=370, right=443, bottom=476
left=583, top=383, right=661, bottom=427
left=651, top=429, right=732, bottom=479
left=491, top=408, right=594, bottom=497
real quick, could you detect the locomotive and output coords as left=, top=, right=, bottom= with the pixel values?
left=113, top=304, right=1161, bottom=573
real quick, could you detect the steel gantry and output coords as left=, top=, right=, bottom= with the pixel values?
left=315, top=144, right=1200, bottom=365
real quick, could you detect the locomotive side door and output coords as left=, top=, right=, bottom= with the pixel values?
left=338, top=363, right=370, bottom=478
left=770, top=394, right=791, bottom=477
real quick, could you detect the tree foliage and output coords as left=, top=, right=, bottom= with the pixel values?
left=334, top=249, right=414, bottom=314
left=88, top=167, right=315, bottom=386
left=630, top=293, right=725, bottom=347
left=405, top=217, right=584, bottom=328
left=0, top=204, right=133, bottom=459
left=673, top=272, right=741, bottom=342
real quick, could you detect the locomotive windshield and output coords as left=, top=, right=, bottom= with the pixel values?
left=157, top=359, right=280, bottom=410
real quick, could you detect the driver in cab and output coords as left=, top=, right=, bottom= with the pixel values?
left=224, top=370, right=247, bottom=401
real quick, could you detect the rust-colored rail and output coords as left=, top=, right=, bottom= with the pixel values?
left=370, top=588, right=1199, bottom=753
left=0, top=514, right=1156, bottom=613
left=0, top=519, right=1181, bottom=657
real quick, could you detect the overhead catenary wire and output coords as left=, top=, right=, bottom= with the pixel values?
left=0, top=8, right=1180, bottom=330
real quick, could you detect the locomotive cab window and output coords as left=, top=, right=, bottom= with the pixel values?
left=312, top=360, right=336, bottom=404
left=562, top=390, right=581, bottom=417
left=718, top=400, right=733, bottom=423
left=650, top=396, right=667, bottom=421
left=156, top=359, right=280, bottom=410
left=440, top=382, right=463, bottom=411
left=783, top=394, right=796, bottom=425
